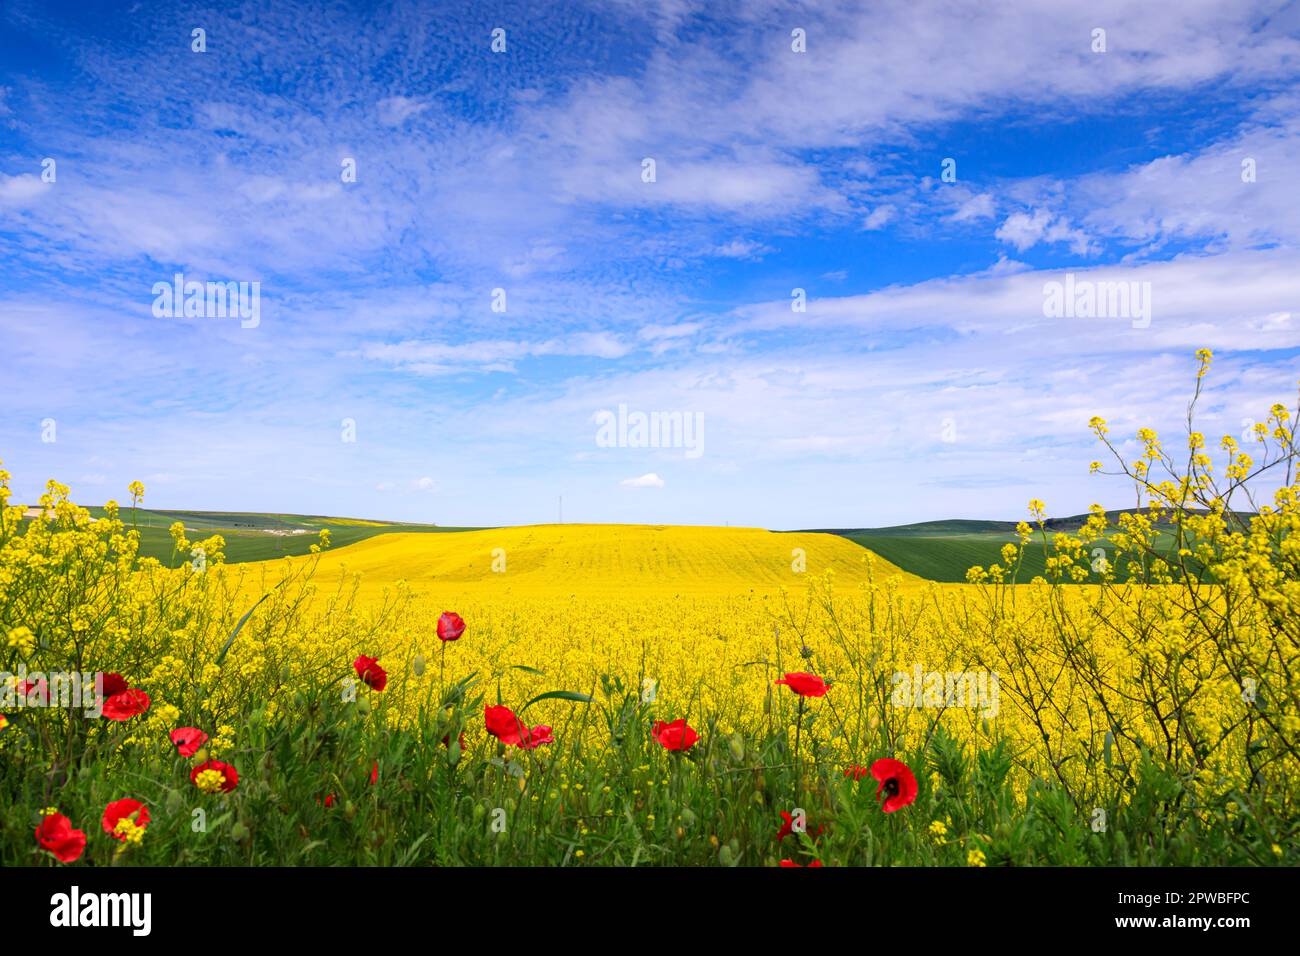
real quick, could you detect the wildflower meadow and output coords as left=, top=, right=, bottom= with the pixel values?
left=1, top=353, right=1296, bottom=870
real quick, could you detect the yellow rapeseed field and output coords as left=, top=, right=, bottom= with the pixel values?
left=248, top=524, right=923, bottom=598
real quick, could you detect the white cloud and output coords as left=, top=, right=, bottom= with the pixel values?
left=0, top=173, right=50, bottom=205
left=376, top=96, right=430, bottom=126
left=950, top=193, right=996, bottom=223
left=995, top=209, right=1092, bottom=255
left=620, top=473, right=665, bottom=489
left=863, top=205, right=895, bottom=230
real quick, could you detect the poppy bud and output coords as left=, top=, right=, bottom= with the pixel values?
left=292, top=691, right=306, bottom=708
left=681, top=808, right=697, bottom=827
left=356, top=696, right=372, bottom=716
left=280, top=664, right=292, bottom=682
left=412, top=655, right=426, bottom=677
left=231, top=821, right=250, bottom=843
left=718, top=844, right=735, bottom=867
left=729, top=735, right=745, bottom=761
left=165, top=790, right=185, bottom=815
left=344, top=801, right=356, bottom=819
left=192, top=747, right=209, bottom=762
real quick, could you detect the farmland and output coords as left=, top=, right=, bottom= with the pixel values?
left=2, top=357, right=1296, bottom=868
left=18, top=506, right=479, bottom=564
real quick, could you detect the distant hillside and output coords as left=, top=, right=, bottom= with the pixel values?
left=807, top=509, right=1238, bottom=583
left=19, top=507, right=484, bottom=564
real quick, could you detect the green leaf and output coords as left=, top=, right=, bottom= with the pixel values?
left=214, top=582, right=285, bottom=667
left=397, top=832, right=433, bottom=867
left=520, top=689, right=594, bottom=714
left=510, top=665, right=546, bottom=676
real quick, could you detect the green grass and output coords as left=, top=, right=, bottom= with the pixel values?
left=23, top=507, right=485, bottom=565
left=3, top=676, right=1279, bottom=867
left=807, top=511, right=1216, bottom=583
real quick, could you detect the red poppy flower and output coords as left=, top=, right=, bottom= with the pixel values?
left=190, top=759, right=239, bottom=793
left=844, top=765, right=869, bottom=780
left=779, top=859, right=824, bottom=867
left=370, top=761, right=379, bottom=785
left=353, top=655, right=388, bottom=692
left=441, top=732, right=466, bottom=749
left=484, top=705, right=553, bottom=749
left=0, top=714, right=8, bottom=734
left=871, top=757, right=918, bottom=812
left=436, top=611, right=466, bottom=642
left=773, top=672, right=828, bottom=697
left=102, top=689, right=151, bottom=721
left=651, top=719, right=700, bottom=752
left=101, top=798, right=151, bottom=840
left=776, top=811, right=825, bottom=842
left=169, top=726, right=209, bottom=757
left=322, top=793, right=336, bottom=808
left=35, top=813, right=86, bottom=863
left=100, top=673, right=129, bottom=697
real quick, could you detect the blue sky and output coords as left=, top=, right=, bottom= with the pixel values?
left=2, top=0, right=1299, bottom=528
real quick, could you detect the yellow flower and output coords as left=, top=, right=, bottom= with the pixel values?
left=5, top=626, right=35, bottom=654
left=194, top=769, right=227, bottom=794
left=967, top=849, right=987, bottom=867
left=113, top=816, right=147, bottom=847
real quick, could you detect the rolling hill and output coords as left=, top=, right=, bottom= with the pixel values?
left=20, top=506, right=482, bottom=564
left=245, top=524, right=922, bottom=598
left=810, top=510, right=1230, bottom=582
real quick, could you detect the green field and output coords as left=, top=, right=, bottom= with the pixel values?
left=810, top=512, right=1219, bottom=583
left=25, top=507, right=484, bottom=564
